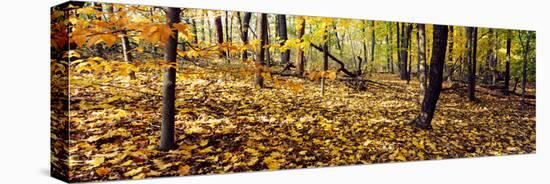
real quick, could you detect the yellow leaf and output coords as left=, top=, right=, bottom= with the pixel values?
left=199, top=139, right=209, bottom=147
left=86, top=157, right=105, bottom=167
left=123, top=167, right=143, bottom=177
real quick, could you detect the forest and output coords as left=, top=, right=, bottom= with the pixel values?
left=50, top=2, right=536, bottom=182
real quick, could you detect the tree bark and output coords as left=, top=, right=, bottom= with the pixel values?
left=503, top=30, right=512, bottom=96
left=295, top=17, right=306, bottom=76
left=370, top=21, right=376, bottom=64
left=520, top=31, right=532, bottom=110
left=446, top=26, right=454, bottom=82
left=399, top=23, right=412, bottom=80
left=467, top=27, right=478, bottom=101
left=277, top=14, right=290, bottom=64
left=238, top=12, right=252, bottom=61
left=321, top=27, right=329, bottom=97
left=215, top=14, right=225, bottom=57
left=255, top=13, right=268, bottom=87
left=410, top=25, right=449, bottom=130
left=159, top=7, right=181, bottom=151
left=417, top=24, right=427, bottom=101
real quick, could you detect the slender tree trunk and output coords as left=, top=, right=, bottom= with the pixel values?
left=370, top=21, right=376, bottom=64
left=321, top=27, right=329, bottom=97
left=503, top=30, right=512, bottom=95
left=277, top=14, right=290, bottom=64
left=389, top=24, right=394, bottom=73
left=159, top=7, right=181, bottom=151
left=361, top=20, right=368, bottom=75
left=521, top=31, right=532, bottom=110
left=191, top=19, right=198, bottom=44
left=400, top=23, right=412, bottom=80
left=255, top=13, right=268, bottom=87
left=295, top=17, right=306, bottom=76
left=410, top=25, right=449, bottom=129
left=215, top=15, right=225, bottom=58
left=417, top=24, right=427, bottom=101
left=467, top=27, right=478, bottom=101
left=396, top=23, right=401, bottom=71
left=238, top=12, right=252, bottom=61
left=207, top=15, right=212, bottom=43
left=224, top=11, right=229, bottom=43
left=446, top=26, right=454, bottom=82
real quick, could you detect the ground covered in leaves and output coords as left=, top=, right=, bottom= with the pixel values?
left=65, top=65, right=536, bottom=182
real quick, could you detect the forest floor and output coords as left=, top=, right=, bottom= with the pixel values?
left=65, top=63, right=536, bottom=181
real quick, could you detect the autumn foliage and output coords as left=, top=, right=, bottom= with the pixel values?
left=51, top=2, right=536, bottom=182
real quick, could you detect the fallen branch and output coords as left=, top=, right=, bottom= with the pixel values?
left=310, top=43, right=358, bottom=78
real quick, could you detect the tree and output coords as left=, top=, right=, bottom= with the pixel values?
left=519, top=31, right=533, bottom=110
left=399, top=23, right=413, bottom=80
left=159, top=7, right=181, bottom=151
left=466, top=27, right=478, bottom=101
left=295, top=17, right=306, bottom=76
left=410, top=25, right=449, bottom=129
left=370, top=21, right=376, bottom=64
left=238, top=12, right=252, bottom=61
left=321, top=26, right=329, bottom=97
left=503, top=30, right=512, bottom=96
left=417, top=24, right=427, bottom=101
left=255, top=13, right=268, bottom=87
left=446, top=26, right=454, bottom=82
left=214, top=14, right=225, bottom=58
left=277, top=15, right=290, bottom=64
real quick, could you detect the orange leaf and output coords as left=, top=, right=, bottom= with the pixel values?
left=96, top=167, right=111, bottom=176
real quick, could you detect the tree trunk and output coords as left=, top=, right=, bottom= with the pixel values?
left=191, top=19, right=198, bottom=44
left=417, top=24, right=427, bottom=101
left=321, top=28, right=329, bottom=97
left=503, top=30, right=512, bottom=96
left=215, top=15, right=225, bottom=57
left=277, top=15, right=290, bottom=64
left=255, top=13, right=268, bottom=87
left=446, top=26, right=454, bottom=82
left=370, top=21, right=376, bottom=64
left=360, top=20, right=368, bottom=75
left=159, top=7, right=181, bottom=151
left=396, top=23, right=401, bottom=71
left=467, top=27, right=478, bottom=101
left=410, top=25, right=449, bottom=130
left=389, top=24, right=394, bottom=73
left=238, top=12, right=252, bottom=61
left=521, top=31, right=532, bottom=110
left=399, top=23, right=412, bottom=80
left=295, top=17, right=306, bottom=76
left=121, top=31, right=136, bottom=80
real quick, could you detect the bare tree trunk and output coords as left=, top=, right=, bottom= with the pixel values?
left=399, top=23, right=412, bottom=80
left=503, top=30, right=512, bottom=96
left=295, top=17, right=306, bottom=76
left=446, top=26, right=454, bottom=82
left=389, top=24, right=394, bottom=73
left=277, top=14, right=290, bottom=64
left=396, top=23, right=401, bottom=71
left=321, top=27, right=329, bottom=97
left=520, top=31, right=532, bottom=110
left=255, top=13, right=268, bottom=87
left=215, top=14, right=225, bottom=58
left=238, top=12, right=252, bottom=61
left=191, top=19, right=198, bottom=44
left=370, top=21, right=376, bottom=64
left=159, top=7, right=181, bottom=151
left=410, top=25, right=449, bottom=130
left=467, top=27, right=478, bottom=101
left=417, top=24, right=427, bottom=101
left=360, top=20, right=368, bottom=75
